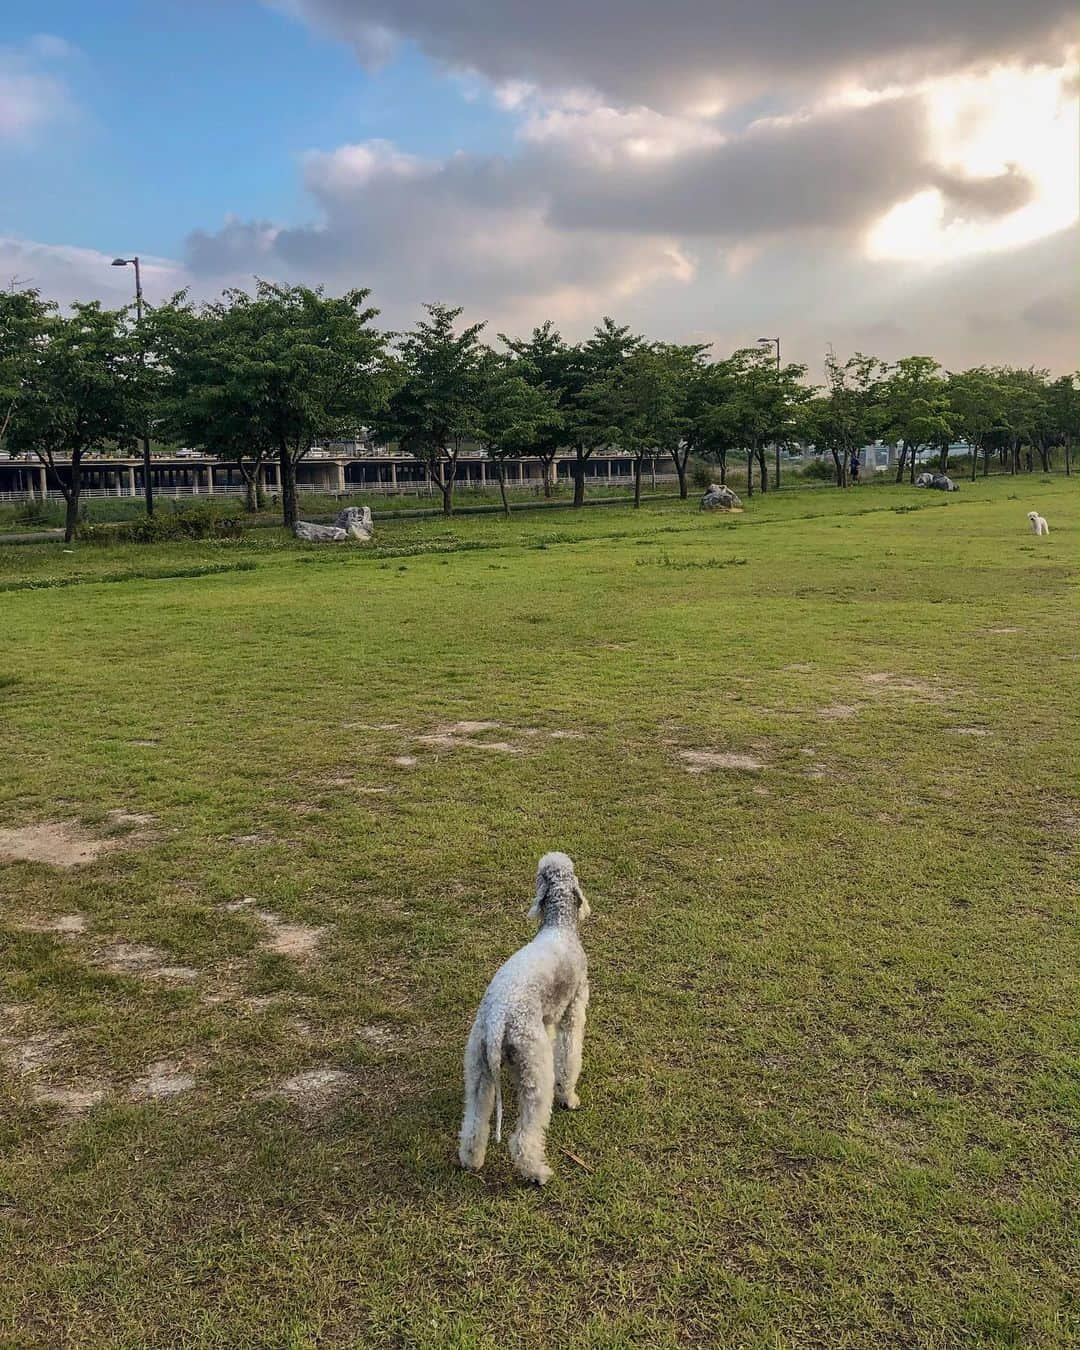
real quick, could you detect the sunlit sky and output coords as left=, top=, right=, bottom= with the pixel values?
left=1, top=1, right=1076, bottom=372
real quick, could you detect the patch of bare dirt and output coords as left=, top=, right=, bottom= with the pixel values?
left=129, top=1061, right=196, bottom=1101
left=31, top=1084, right=109, bottom=1112
left=818, top=704, right=859, bottom=721
left=106, top=810, right=157, bottom=829
left=0, top=822, right=116, bottom=868
left=253, top=911, right=326, bottom=960
left=785, top=662, right=815, bottom=673
left=862, top=671, right=942, bottom=700
left=986, top=627, right=1020, bottom=635
left=271, top=1067, right=357, bottom=1109
left=0, top=1011, right=111, bottom=1113
left=358, top=1023, right=408, bottom=1050
left=549, top=730, right=586, bottom=740
left=679, top=750, right=765, bottom=774
left=393, top=755, right=418, bottom=767
left=19, top=913, right=87, bottom=936
left=447, top=720, right=501, bottom=734
left=948, top=726, right=992, bottom=736
left=0, top=1028, right=63, bottom=1075
left=417, top=732, right=523, bottom=753
left=230, top=832, right=275, bottom=847
left=98, top=943, right=200, bottom=982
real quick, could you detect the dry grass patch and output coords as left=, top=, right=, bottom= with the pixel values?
left=96, top=942, right=200, bottom=982
left=17, top=913, right=87, bottom=936
left=0, top=821, right=117, bottom=868
left=678, top=750, right=766, bottom=774
left=818, top=704, right=859, bottom=721
left=129, top=1060, right=197, bottom=1101
left=271, top=1067, right=358, bottom=1110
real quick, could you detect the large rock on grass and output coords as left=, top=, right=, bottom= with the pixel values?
left=293, top=505, right=374, bottom=543
left=701, top=483, right=742, bottom=511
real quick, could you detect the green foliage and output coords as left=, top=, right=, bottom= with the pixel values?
left=800, top=456, right=837, bottom=481
left=149, top=282, right=394, bottom=528
left=376, top=302, right=487, bottom=514
left=80, top=502, right=244, bottom=543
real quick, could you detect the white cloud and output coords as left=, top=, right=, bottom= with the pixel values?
left=0, top=36, right=76, bottom=143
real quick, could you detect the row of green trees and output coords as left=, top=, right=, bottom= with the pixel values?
left=2, top=282, right=1077, bottom=541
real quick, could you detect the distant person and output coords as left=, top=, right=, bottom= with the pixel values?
left=849, top=451, right=860, bottom=483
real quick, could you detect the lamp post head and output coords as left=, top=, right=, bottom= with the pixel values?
left=111, top=258, right=130, bottom=267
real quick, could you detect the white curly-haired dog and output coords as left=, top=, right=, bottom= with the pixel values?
left=458, top=851, right=590, bottom=1185
left=1028, top=511, right=1050, bottom=536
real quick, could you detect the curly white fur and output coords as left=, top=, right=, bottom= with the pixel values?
left=1028, top=511, right=1050, bottom=536
left=458, top=851, right=591, bottom=1185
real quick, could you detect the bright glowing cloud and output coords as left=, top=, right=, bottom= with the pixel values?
left=867, top=61, right=1079, bottom=262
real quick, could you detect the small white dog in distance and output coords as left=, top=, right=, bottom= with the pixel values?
left=458, top=852, right=590, bottom=1185
left=1028, top=511, right=1050, bottom=536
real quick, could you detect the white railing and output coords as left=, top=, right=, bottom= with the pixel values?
left=1, top=471, right=676, bottom=505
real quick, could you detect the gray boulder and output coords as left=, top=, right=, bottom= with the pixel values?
left=293, top=505, right=374, bottom=543
left=915, top=472, right=934, bottom=487
left=930, top=474, right=958, bottom=492
left=701, top=483, right=742, bottom=510
left=336, top=505, right=374, bottom=539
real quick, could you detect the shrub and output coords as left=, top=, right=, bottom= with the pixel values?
left=690, top=461, right=721, bottom=490
left=800, top=457, right=836, bottom=481
left=79, top=503, right=244, bottom=543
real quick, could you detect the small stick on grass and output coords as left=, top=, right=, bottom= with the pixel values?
left=558, top=1146, right=595, bottom=1174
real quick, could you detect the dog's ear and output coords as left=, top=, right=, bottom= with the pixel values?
left=528, top=873, right=548, bottom=921
left=572, top=877, right=591, bottom=921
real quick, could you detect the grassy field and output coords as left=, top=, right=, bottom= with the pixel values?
left=0, top=477, right=1076, bottom=1347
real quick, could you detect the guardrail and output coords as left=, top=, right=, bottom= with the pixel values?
left=1, top=472, right=677, bottom=505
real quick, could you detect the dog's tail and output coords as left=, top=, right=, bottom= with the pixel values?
left=487, top=1035, right=504, bottom=1143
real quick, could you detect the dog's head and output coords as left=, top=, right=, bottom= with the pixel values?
left=1028, top=512, right=1040, bottom=523
left=529, top=851, right=591, bottom=924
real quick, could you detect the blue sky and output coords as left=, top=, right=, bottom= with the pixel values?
left=1, top=1, right=1075, bottom=370
left=2, top=0, right=516, bottom=256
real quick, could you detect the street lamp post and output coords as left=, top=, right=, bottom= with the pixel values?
left=758, top=336, right=782, bottom=489
left=112, top=256, right=154, bottom=516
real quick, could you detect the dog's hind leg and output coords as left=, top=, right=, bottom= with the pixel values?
left=554, top=984, right=588, bottom=1110
left=507, top=1032, right=555, bottom=1185
left=459, top=1021, right=497, bottom=1172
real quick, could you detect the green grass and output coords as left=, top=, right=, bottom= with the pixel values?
left=0, top=477, right=1077, bottom=1347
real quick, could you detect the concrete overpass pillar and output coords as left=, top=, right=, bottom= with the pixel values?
left=127, top=466, right=136, bottom=495
left=334, top=461, right=346, bottom=493
left=389, top=461, right=397, bottom=488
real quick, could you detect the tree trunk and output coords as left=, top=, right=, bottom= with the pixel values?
left=497, top=461, right=510, bottom=518
left=63, top=456, right=82, bottom=543
left=1009, top=438, right=1018, bottom=475
left=983, top=445, right=991, bottom=477
left=970, top=443, right=979, bottom=481
left=542, top=455, right=555, bottom=497
left=633, top=456, right=643, bottom=508
left=895, top=443, right=907, bottom=483
left=756, top=445, right=768, bottom=492
left=940, top=445, right=950, bottom=474
left=775, top=442, right=781, bottom=490
left=572, top=449, right=586, bottom=507
left=1065, top=435, right=1072, bottom=476
left=675, top=449, right=689, bottom=499
left=441, top=479, right=454, bottom=517
left=718, top=451, right=727, bottom=486
left=241, top=465, right=259, bottom=513
left=280, top=450, right=298, bottom=528
left=831, top=450, right=843, bottom=486
left=745, top=449, right=753, bottom=498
